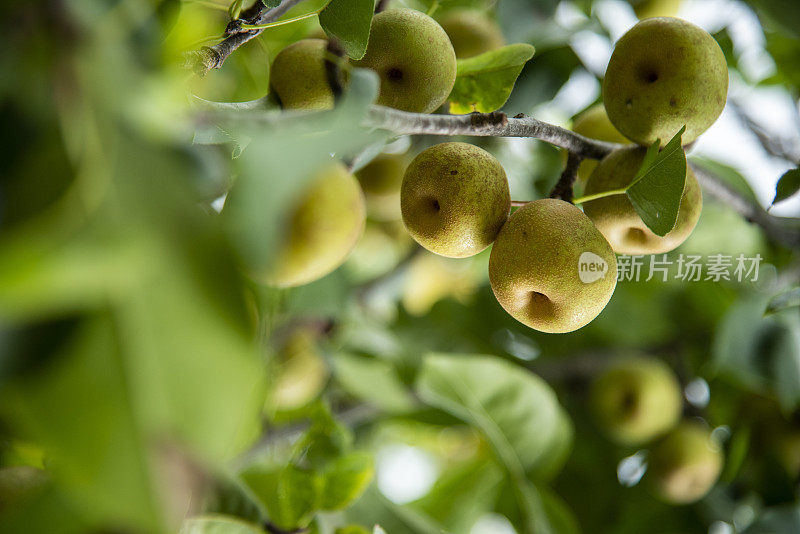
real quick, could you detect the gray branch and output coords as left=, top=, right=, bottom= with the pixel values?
left=188, top=0, right=306, bottom=76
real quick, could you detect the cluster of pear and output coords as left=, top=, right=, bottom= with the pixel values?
left=591, top=356, right=724, bottom=504
left=270, top=8, right=459, bottom=113
left=576, top=16, right=727, bottom=255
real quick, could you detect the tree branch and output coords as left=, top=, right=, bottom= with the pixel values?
left=549, top=151, right=582, bottom=202
left=188, top=0, right=306, bottom=76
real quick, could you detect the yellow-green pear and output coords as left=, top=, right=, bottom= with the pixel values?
left=270, top=39, right=341, bottom=110
left=401, top=142, right=510, bottom=257
left=356, top=153, right=407, bottom=221
left=775, top=430, right=800, bottom=479
left=647, top=422, right=723, bottom=504
left=437, top=9, right=505, bottom=59
left=590, top=356, right=682, bottom=445
left=269, top=327, right=329, bottom=412
left=489, top=199, right=618, bottom=334
left=632, top=0, right=682, bottom=19
left=603, top=17, right=728, bottom=146
left=353, top=9, right=457, bottom=113
left=268, top=162, right=365, bottom=287
left=583, top=146, right=702, bottom=255
left=571, top=104, right=630, bottom=182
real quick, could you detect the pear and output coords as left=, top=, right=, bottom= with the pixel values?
left=353, top=9, right=457, bottom=113
left=269, top=327, right=329, bottom=412
left=268, top=162, right=365, bottom=287
left=583, top=146, right=702, bottom=255
left=603, top=17, right=728, bottom=146
left=571, top=104, right=630, bottom=182
left=356, top=153, right=407, bottom=221
left=647, top=422, right=723, bottom=504
left=437, top=9, right=505, bottom=59
left=591, top=356, right=682, bottom=445
left=270, top=39, right=341, bottom=110
left=631, top=0, right=682, bottom=19
left=489, top=199, right=617, bottom=334
left=401, top=142, right=510, bottom=258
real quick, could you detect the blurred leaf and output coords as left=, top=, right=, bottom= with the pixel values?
left=262, top=0, right=282, bottom=8
left=772, top=168, right=800, bottom=206
left=744, top=505, right=800, bottom=533
left=332, top=353, right=417, bottom=413
left=689, top=157, right=759, bottom=204
left=626, top=127, right=687, bottom=236
left=180, top=515, right=265, bottom=534
left=319, top=452, right=374, bottom=510
left=540, top=487, right=581, bottom=534
left=766, top=288, right=800, bottom=315
left=241, top=464, right=321, bottom=529
left=200, top=476, right=265, bottom=524
left=318, top=0, right=373, bottom=59
left=448, top=44, right=535, bottom=114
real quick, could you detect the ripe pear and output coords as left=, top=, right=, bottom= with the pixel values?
left=269, top=327, right=329, bottom=412
left=590, top=356, right=682, bottom=445
left=489, top=199, right=617, bottom=334
left=583, top=146, right=702, bottom=255
left=603, top=17, right=728, bottom=146
left=356, top=153, right=407, bottom=221
left=647, top=422, right=723, bottom=504
left=571, top=104, right=630, bottom=182
left=353, top=9, right=457, bottom=113
left=437, top=9, right=505, bottom=59
left=632, top=0, right=682, bottom=19
left=268, top=162, right=365, bottom=287
left=401, top=142, right=510, bottom=257
left=270, top=39, right=341, bottom=110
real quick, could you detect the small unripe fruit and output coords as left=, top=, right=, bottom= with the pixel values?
left=603, top=17, right=728, bottom=146
left=270, top=327, right=329, bottom=411
left=356, top=153, right=407, bottom=221
left=632, top=0, right=682, bottom=19
left=268, top=163, right=365, bottom=287
left=647, top=422, right=723, bottom=504
left=270, top=39, right=339, bottom=110
left=353, top=9, right=457, bottom=113
left=583, top=146, right=702, bottom=255
left=438, top=9, right=505, bottom=59
left=489, top=199, right=617, bottom=334
left=401, top=142, right=510, bottom=258
left=591, top=356, right=682, bottom=445
left=571, top=104, right=630, bottom=182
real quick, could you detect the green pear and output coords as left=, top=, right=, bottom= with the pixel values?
left=489, top=199, right=618, bottom=334
left=603, top=17, right=728, bottom=146
left=571, top=104, right=630, bottom=182
left=269, top=327, right=329, bottom=412
left=647, top=422, right=723, bottom=504
left=775, top=430, right=800, bottom=479
left=356, top=153, right=407, bottom=221
left=353, top=9, right=457, bottom=113
left=0, top=466, right=48, bottom=512
left=583, top=146, right=702, bottom=255
left=437, top=9, right=505, bottom=59
left=268, top=162, right=365, bottom=287
left=631, top=0, right=682, bottom=19
left=401, top=142, right=510, bottom=257
left=590, top=356, right=682, bottom=445
left=270, top=39, right=341, bottom=110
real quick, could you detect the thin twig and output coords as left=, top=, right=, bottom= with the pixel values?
left=188, top=0, right=306, bottom=76
left=730, top=100, right=800, bottom=165
left=549, top=151, right=583, bottom=202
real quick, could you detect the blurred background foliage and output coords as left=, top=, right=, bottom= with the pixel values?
left=0, top=1, right=799, bottom=534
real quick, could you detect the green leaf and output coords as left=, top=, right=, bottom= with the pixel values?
left=626, top=127, right=687, bottom=236
left=448, top=44, right=535, bottom=114
left=180, top=515, right=265, bottom=534
left=318, top=0, right=373, bottom=60
left=332, top=353, right=417, bottom=413
left=240, top=465, right=322, bottom=530
left=772, top=168, right=800, bottom=206
left=319, top=453, right=374, bottom=510
left=766, top=288, right=800, bottom=315
left=415, top=353, right=572, bottom=478
left=261, top=0, right=282, bottom=8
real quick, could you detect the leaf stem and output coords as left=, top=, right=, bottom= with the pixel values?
left=239, top=10, right=320, bottom=30
left=571, top=188, right=628, bottom=204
